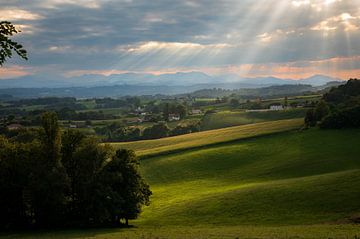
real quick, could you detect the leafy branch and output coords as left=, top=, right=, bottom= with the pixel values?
left=0, top=21, right=28, bottom=66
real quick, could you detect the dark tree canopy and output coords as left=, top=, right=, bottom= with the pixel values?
left=305, top=79, right=360, bottom=129
left=0, top=112, right=151, bottom=229
left=0, top=21, right=28, bottom=66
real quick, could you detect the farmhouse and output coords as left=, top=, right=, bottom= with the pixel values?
left=270, top=105, right=284, bottom=111
left=7, top=123, right=23, bottom=130
left=191, top=109, right=202, bottom=115
left=168, top=114, right=181, bottom=121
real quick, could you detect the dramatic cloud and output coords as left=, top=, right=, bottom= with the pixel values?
left=0, top=0, right=359, bottom=81
left=0, top=9, right=43, bottom=21
left=0, top=66, right=33, bottom=79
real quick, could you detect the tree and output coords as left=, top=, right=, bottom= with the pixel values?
left=314, top=100, right=330, bottom=122
left=163, top=103, right=170, bottom=121
left=284, top=96, right=288, bottom=108
left=230, top=98, right=239, bottom=107
left=0, top=112, right=152, bottom=229
left=61, top=129, right=86, bottom=214
left=67, top=137, right=114, bottom=225
left=0, top=21, right=28, bottom=66
left=101, top=149, right=151, bottom=225
left=28, top=112, right=69, bottom=227
left=143, top=122, right=170, bottom=139
left=304, top=108, right=316, bottom=127
left=176, top=104, right=187, bottom=118
left=320, top=106, right=360, bottom=129
left=40, top=112, right=62, bottom=164
left=304, top=79, right=360, bottom=129
left=0, top=136, right=34, bottom=229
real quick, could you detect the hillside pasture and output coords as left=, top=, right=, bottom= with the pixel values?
left=5, top=128, right=360, bottom=239
left=201, top=108, right=307, bottom=130
left=137, top=129, right=360, bottom=227
left=111, top=118, right=303, bottom=157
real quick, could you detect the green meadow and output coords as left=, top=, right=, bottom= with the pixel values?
left=4, top=121, right=360, bottom=238
left=111, top=118, right=303, bottom=157
left=137, top=129, right=360, bottom=227
left=201, top=108, right=307, bottom=130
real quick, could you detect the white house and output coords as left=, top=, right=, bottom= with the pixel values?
left=270, top=105, right=284, bottom=111
left=191, top=109, right=202, bottom=115
left=168, top=114, right=181, bottom=121
left=7, top=123, right=22, bottom=130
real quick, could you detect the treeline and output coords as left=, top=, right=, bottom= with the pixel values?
left=182, top=84, right=315, bottom=99
left=56, top=108, right=115, bottom=121
left=95, top=97, right=141, bottom=109
left=9, top=97, right=77, bottom=106
left=97, top=121, right=201, bottom=142
left=305, top=79, right=360, bottom=129
left=0, top=112, right=151, bottom=229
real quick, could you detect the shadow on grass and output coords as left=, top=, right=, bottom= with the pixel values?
left=0, top=224, right=137, bottom=239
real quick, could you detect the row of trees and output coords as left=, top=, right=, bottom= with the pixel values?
left=305, top=79, right=360, bottom=129
left=97, top=121, right=201, bottom=142
left=0, top=112, right=151, bottom=229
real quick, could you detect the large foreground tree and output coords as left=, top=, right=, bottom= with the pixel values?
left=0, top=112, right=151, bottom=229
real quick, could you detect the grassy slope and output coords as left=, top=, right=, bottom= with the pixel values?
left=4, top=125, right=360, bottom=239
left=201, top=108, right=307, bottom=130
left=137, top=129, right=360, bottom=227
left=110, top=118, right=303, bottom=157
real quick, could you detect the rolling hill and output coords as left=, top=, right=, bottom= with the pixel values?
left=6, top=120, right=360, bottom=239
left=111, top=118, right=304, bottom=157
left=136, top=129, right=360, bottom=227
left=201, top=109, right=307, bottom=130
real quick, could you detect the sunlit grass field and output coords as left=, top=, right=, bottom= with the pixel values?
left=110, top=118, right=303, bottom=157
left=3, top=225, right=359, bottom=239
left=137, top=129, right=360, bottom=227
left=4, top=122, right=360, bottom=239
left=201, top=108, right=307, bottom=130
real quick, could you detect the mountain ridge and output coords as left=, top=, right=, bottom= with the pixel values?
left=0, top=72, right=342, bottom=89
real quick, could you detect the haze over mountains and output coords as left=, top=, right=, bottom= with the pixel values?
left=0, top=72, right=343, bottom=98
left=0, top=72, right=342, bottom=89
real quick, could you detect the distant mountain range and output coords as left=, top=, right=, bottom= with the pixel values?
left=0, top=72, right=345, bottom=99
left=0, top=72, right=342, bottom=89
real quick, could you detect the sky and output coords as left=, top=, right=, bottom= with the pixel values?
left=1, top=0, right=360, bottom=81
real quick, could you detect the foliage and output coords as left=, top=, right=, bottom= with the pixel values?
left=95, top=97, right=141, bottom=109
left=304, top=108, right=316, bottom=127
left=162, top=103, right=187, bottom=121
left=305, top=79, right=360, bottom=128
left=185, top=85, right=314, bottom=99
left=103, top=149, right=151, bottom=225
left=143, top=122, right=170, bottom=139
left=304, top=101, right=330, bottom=127
left=112, top=119, right=303, bottom=157
left=0, top=21, right=28, bottom=66
left=323, top=79, right=360, bottom=106
left=319, top=106, right=360, bottom=129
left=230, top=98, right=240, bottom=107
left=314, top=100, right=330, bottom=121
left=171, top=122, right=201, bottom=136
left=57, top=108, right=114, bottom=121
left=0, top=112, right=151, bottom=229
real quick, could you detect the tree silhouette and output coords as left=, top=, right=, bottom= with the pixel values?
left=0, top=21, right=28, bottom=66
